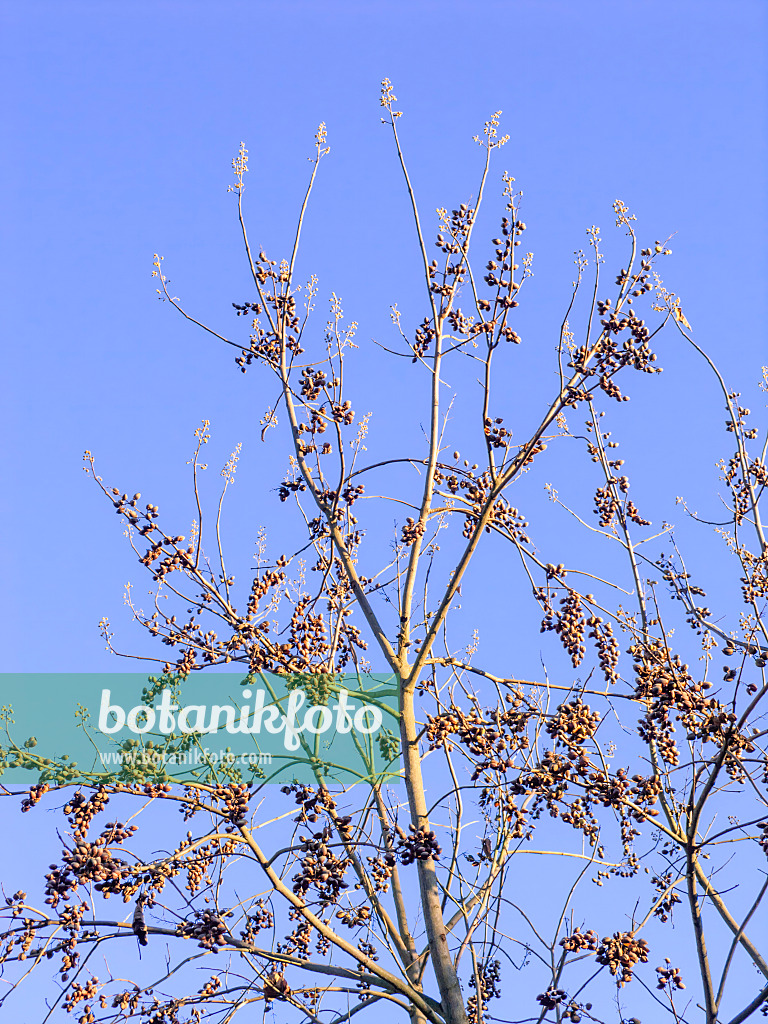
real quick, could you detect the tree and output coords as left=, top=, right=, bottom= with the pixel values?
left=2, top=80, right=767, bottom=1024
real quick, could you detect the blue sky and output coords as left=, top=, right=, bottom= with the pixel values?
left=1, top=3, right=767, bottom=1020
left=1, top=0, right=766, bottom=755
left=2, top=1, right=765, bottom=674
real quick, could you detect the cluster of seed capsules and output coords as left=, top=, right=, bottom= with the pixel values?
left=393, top=824, right=441, bottom=864
left=213, top=782, right=251, bottom=829
left=595, top=932, right=650, bottom=986
left=535, top=989, right=590, bottom=1022
left=292, top=825, right=351, bottom=905
left=179, top=910, right=229, bottom=951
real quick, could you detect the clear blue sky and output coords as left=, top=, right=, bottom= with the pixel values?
left=0, top=4, right=766, bottom=1020
left=2, top=0, right=765, bottom=673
